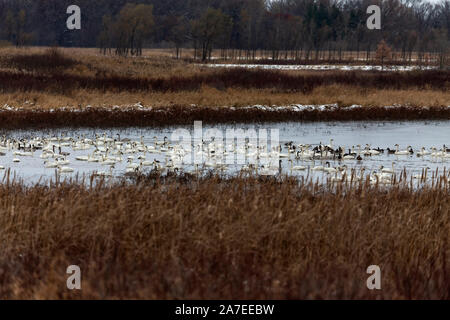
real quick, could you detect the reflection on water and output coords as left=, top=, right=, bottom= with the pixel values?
left=1, top=120, right=450, bottom=184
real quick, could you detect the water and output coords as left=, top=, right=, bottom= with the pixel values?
left=1, top=120, right=450, bottom=184
left=205, top=64, right=436, bottom=72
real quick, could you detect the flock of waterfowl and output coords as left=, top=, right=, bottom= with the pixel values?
left=1, top=134, right=450, bottom=184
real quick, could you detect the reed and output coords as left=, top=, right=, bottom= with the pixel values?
left=0, top=105, right=449, bottom=129
left=0, top=47, right=77, bottom=74
left=0, top=48, right=448, bottom=110
left=0, top=68, right=448, bottom=95
left=0, top=172, right=447, bottom=299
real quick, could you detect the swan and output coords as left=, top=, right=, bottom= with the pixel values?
left=370, top=171, right=392, bottom=185
left=141, top=159, right=154, bottom=166
left=58, top=166, right=74, bottom=173
left=367, top=144, right=381, bottom=155
left=360, top=144, right=371, bottom=156
left=343, top=147, right=356, bottom=160
left=381, top=162, right=395, bottom=174
left=40, top=151, right=54, bottom=159
left=296, top=145, right=314, bottom=160
left=276, top=150, right=290, bottom=158
left=331, top=173, right=344, bottom=182
left=94, top=165, right=115, bottom=177
left=44, top=160, right=59, bottom=168
left=259, top=165, right=277, bottom=176
left=100, top=155, right=116, bottom=166
left=155, top=136, right=168, bottom=146
left=417, top=147, right=430, bottom=156
left=14, top=151, right=34, bottom=157
left=57, top=158, right=70, bottom=165
left=323, top=162, right=338, bottom=174
left=312, top=165, right=325, bottom=171
left=240, top=164, right=255, bottom=173
left=75, top=155, right=89, bottom=161
left=431, top=147, right=444, bottom=158
left=394, top=144, right=412, bottom=155
left=88, top=154, right=101, bottom=162
left=126, top=158, right=140, bottom=170
left=288, top=159, right=306, bottom=171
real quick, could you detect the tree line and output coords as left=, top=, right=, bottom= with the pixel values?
left=0, top=0, right=449, bottom=62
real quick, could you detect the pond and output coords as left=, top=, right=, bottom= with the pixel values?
left=204, top=64, right=437, bottom=72
left=1, top=120, right=449, bottom=184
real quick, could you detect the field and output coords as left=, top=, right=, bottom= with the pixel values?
left=0, top=47, right=448, bottom=112
left=0, top=174, right=448, bottom=299
left=0, top=47, right=449, bottom=300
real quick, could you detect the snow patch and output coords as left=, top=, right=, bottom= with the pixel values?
left=204, top=64, right=437, bottom=72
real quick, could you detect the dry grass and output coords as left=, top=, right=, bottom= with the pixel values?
left=0, top=47, right=198, bottom=79
left=1, top=105, right=450, bottom=129
left=0, top=47, right=448, bottom=111
left=1, top=86, right=449, bottom=110
left=0, top=47, right=77, bottom=74
left=1, top=68, right=447, bottom=93
left=0, top=174, right=448, bottom=299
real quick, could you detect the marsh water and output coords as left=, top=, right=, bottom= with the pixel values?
left=205, top=64, right=437, bottom=72
left=1, top=120, right=450, bottom=184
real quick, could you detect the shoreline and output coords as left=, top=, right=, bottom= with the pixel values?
left=0, top=104, right=449, bottom=129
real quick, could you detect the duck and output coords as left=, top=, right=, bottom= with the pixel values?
left=386, top=148, right=396, bottom=155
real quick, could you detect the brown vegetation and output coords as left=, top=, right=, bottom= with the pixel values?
left=0, top=48, right=448, bottom=112
left=0, top=47, right=77, bottom=74
left=0, top=67, right=448, bottom=95
left=1, top=85, right=449, bottom=111
left=0, top=105, right=449, bottom=129
left=0, top=174, right=448, bottom=299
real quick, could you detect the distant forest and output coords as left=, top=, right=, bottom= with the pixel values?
left=0, top=0, right=449, bottom=61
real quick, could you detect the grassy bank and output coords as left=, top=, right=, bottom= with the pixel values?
left=0, top=48, right=448, bottom=110
left=0, top=105, right=450, bottom=129
left=1, top=68, right=448, bottom=94
left=0, top=174, right=448, bottom=299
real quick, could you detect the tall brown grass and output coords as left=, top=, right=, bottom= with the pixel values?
left=0, top=68, right=448, bottom=95
left=0, top=47, right=77, bottom=74
left=0, top=173, right=447, bottom=299
left=0, top=48, right=448, bottom=110
left=1, top=86, right=448, bottom=110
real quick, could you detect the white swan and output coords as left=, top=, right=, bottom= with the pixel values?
left=312, top=165, right=325, bottom=171
left=58, top=166, right=74, bottom=173
left=381, top=162, right=395, bottom=174
left=288, top=159, right=306, bottom=171
left=394, top=144, right=411, bottom=155
left=323, top=162, right=338, bottom=174
left=417, top=147, right=430, bottom=156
